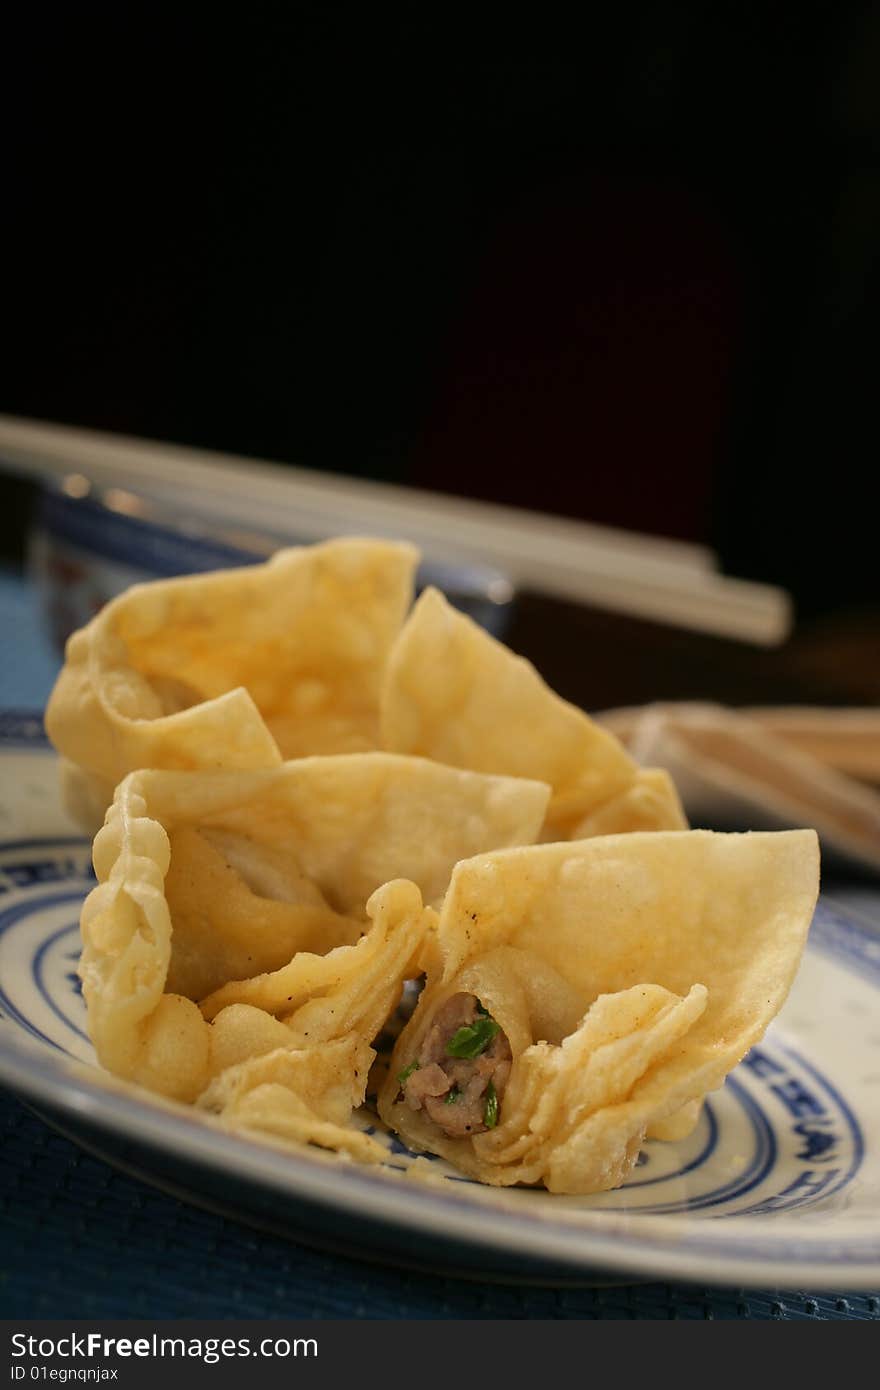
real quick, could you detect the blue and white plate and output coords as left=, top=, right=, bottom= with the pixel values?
left=1, top=713, right=878, bottom=1287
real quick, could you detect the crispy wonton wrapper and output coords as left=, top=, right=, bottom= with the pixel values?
left=381, top=587, right=685, bottom=839
left=196, top=1035, right=384, bottom=1162
left=79, top=755, right=548, bottom=1151
left=47, top=538, right=418, bottom=828
left=379, top=829, right=819, bottom=1193
left=569, top=768, right=687, bottom=838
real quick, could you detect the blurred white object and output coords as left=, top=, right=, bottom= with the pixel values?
left=27, top=475, right=514, bottom=650
left=0, top=413, right=791, bottom=644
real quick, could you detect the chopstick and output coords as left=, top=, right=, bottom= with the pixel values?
left=0, top=414, right=791, bottom=645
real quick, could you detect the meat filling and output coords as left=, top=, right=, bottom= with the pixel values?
left=400, top=992, right=512, bottom=1138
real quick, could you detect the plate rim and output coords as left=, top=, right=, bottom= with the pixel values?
left=2, top=1006, right=879, bottom=1289
left=1, top=727, right=879, bottom=1289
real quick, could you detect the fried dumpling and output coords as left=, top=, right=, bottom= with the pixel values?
left=381, top=587, right=685, bottom=839
left=379, top=829, right=819, bottom=1193
left=48, top=537, right=419, bottom=828
left=79, top=755, right=549, bottom=1115
left=80, top=775, right=430, bottom=1158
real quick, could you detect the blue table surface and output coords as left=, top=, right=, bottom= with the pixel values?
left=1, top=569, right=877, bottom=1321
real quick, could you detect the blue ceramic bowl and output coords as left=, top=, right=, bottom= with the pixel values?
left=29, top=476, right=514, bottom=651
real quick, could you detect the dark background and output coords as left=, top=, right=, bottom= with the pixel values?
left=3, top=6, right=879, bottom=630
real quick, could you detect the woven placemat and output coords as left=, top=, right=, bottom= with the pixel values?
left=1, top=1095, right=877, bottom=1320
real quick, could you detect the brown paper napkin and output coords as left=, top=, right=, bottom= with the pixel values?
left=598, top=702, right=880, bottom=875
